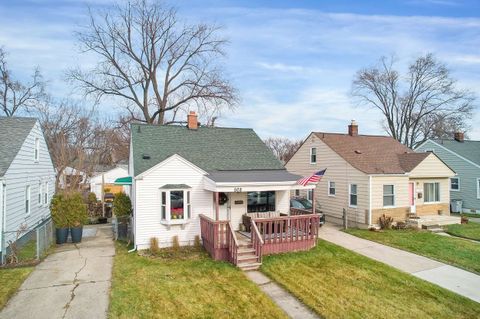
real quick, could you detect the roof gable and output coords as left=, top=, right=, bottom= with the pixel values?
left=312, top=132, right=426, bottom=174
left=131, top=124, right=284, bottom=176
left=0, top=117, right=37, bottom=177
left=430, top=139, right=480, bottom=167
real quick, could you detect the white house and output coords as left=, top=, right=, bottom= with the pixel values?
left=129, top=112, right=315, bottom=251
left=58, top=166, right=88, bottom=190
left=0, top=117, right=56, bottom=259
left=89, top=165, right=128, bottom=200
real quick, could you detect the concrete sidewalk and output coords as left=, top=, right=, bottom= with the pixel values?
left=245, top=271, right=319, bottom=319
left=318, top=224, right=480, bottom=303
left=0, top=224, right=114, bottom=319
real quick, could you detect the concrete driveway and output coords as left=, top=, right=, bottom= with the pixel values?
left=319, top=224, right=480, bottom=304
left=0, top=224, right=114, bottom=319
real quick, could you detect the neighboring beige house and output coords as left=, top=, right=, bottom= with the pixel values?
left=286, top=121, right=455, bottom=227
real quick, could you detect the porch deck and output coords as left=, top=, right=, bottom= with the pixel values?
left=199, top=213, right=321, bottom=270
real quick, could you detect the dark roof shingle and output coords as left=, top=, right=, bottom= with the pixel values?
left=313, top=132, right=427, bottom=174
left=131, top=124, right=284, bottom=176
left=0, top=117, right=37, bottom=177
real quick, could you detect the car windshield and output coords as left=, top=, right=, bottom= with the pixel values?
left=297, top=198, right=312, bottom=209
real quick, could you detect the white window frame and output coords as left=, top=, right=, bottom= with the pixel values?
left=424, top=182, right=440, bottom=203
left=310, top=147, right=317, bottom=164
left=34, top=137, right=40, bottom=162
left=477, top=178, right=480, bottom=199
left=383, top=184, right=395, bottom=207
left=349, top=184, right=358, bottom=208
left=307, top=189, right=313, bottom=201
left=38, top=181, right=42, bottom=205
left=450, top=177, right=460, bottom=192
left=25, top=185, right=31, bottom=216
left=43, top=181, right=48, bottom=206
left=328, top=181, right=336, bottom=197
left=160, top=189, right=192, bottom=223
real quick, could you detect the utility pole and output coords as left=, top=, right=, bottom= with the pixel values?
left=101, top=173, right=105, bottom=218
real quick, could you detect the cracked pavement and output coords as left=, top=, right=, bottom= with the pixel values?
left=0, top=225, right=114, bottom=319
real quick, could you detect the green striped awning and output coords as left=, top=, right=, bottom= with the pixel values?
left=114, top=176, right=132, bottom=185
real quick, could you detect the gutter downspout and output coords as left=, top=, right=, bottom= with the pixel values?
left=368, top=175, right=372, bottom=226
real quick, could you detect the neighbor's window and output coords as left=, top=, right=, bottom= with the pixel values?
left=34, top=138, right=40, bottom=161
left=307, top=189, right=313, bottom=201
left=349, top=184, right=357, bottom=207
left=247, top=191, right=275, bottom=213
left=424, top=182, right=440, bottom=203
left=477, top=179, right=480, bottom=199
left=25, top=186, right=31, bottom=215
left=328, top=181, right=336, bottom=196
left=450, top=178, right=459, bottom=191
left=383, top=185, right=395, bottom=207
left=38, top=182, right=42, bottom=204
left=160, top=189, right=191, bottom=221
left=43, top=182, right=48, bottom=205
left=295, top=189, right=300, bottom=197
left=310, top=147, right=317, bottom=164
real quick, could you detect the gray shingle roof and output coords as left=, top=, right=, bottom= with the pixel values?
left=206, top=170, right=301, bottom=183
left=131, top=124, right=284, bottom=176
left=0, top=116, right=37, bottom=177
left=432, top=139, right=480, bottom=166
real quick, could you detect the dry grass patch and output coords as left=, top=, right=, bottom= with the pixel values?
left=262, top=240, right=480, bottom=319
left=109, top=242, right=287, bottom=319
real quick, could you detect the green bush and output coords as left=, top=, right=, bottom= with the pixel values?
left=50, top=192, right=88, bottom=228
left=113, top=192, right=132, bottom=217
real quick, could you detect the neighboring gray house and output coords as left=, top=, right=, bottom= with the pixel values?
left=416, top=132, right=480, bottom=213
left=0, top=117, right=56, bottom=258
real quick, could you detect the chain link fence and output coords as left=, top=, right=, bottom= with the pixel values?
left=1, top=218, right=54, bottom=265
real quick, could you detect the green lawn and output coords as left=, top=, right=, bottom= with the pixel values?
left=0, top=267, right=33, bottom=309
left=445, top=223, right=480, bottom=241
left=109, top=243, right=287, bottom=319
left=345, top=228, right=480, bottom=274
left=262, top=240, right=480, bottom=319
left=452, top=212, right=480, bottom=219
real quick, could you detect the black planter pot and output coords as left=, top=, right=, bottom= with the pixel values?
left=56, top=228, right=69, bottom=244
left=117, top=223, right=128, bottom=240
left=70, top=226, right=83, bottom=243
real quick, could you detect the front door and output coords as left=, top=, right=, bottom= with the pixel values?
left=409, top=182, right=416, bottom=213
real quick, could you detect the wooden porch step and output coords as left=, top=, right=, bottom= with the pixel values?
left=238, top=262, right=262, bottom=271
left=237, top=248, right=256, bottom=256
left=237, top=254, right=258, bottom=264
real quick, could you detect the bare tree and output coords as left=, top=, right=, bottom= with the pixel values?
left=0, top=47, right=45, bottom=117
left=264, top=137, right=302, bottom=164
left=352, top=54, right=475, bottom=148
left=68, top=0, right=237, bottom=125
left=36, top=99, right=105, bottom=190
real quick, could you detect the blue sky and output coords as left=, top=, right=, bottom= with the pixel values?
left=0, top=0, right=479, bottom=139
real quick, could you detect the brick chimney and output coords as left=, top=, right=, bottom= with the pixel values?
left=187, top=111, right=198, bottom=130
left=454, top=132, right=464, bottom=142
left=348, top=120, right=358, bottom=137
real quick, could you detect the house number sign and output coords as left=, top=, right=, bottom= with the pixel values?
left=233, top=187, right=242, bottom=192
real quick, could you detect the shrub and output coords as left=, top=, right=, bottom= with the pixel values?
left=51, top=194, right=69, bottom=228
left=172, top=235, right=180, bottom=251
left=194, top=235, right=201, bottom=248
left=86, top=192, right=98, bottom=216
left=113, top=192, right=132, bottom=218
left=51, top=192, right=88, bottom=228
left=379, top=214, right=394, bottom=230
left=150, top=237, right=160, bottom=254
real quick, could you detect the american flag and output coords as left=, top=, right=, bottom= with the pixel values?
left=296, top=169, right=327, bottom=186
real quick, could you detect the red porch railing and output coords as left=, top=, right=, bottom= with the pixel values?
left=251, top=221, right=264, bottom=263
left=226, top=222, right=239, bottom=265
left=199, top=214, right=229, bottom=261
left=252, top=214, right=320, bottom=255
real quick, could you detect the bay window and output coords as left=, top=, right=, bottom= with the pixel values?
left=160, top=188, right=192, bottom=222
left=424, top=182, right=440, bottom=203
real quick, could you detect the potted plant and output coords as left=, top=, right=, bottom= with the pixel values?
left=51, top=194, right=69, bottom=244
left=113, top=192, right=132, bottom=239
left=66, top=192, right=88, bottom=243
